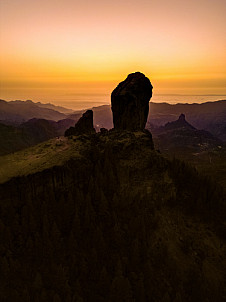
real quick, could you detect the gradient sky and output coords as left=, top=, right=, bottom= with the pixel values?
left=0, top=0, right=226, bottom=107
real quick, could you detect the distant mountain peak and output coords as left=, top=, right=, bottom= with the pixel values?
left=179, top=113, right=185, bottom=121
left=165, top=114, right=195, bottom=130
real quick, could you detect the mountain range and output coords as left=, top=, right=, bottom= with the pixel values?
left=152, top=113, right=222, bottom=153
left=1, top=99, right=225, bottom=141
left=0, top=99, right=68, bottom=124
left=0, top=118, right=78, bottom=156
left=148, top=100, right=226, bottom=142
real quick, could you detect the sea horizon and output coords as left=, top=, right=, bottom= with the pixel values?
left=1, top=93, right=226, bottom=111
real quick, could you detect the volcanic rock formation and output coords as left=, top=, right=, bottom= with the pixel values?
left=65, top=110, right=95, bottom=136
left=111, top=72, right=153, bottom=130
left=164, top=113, right=196, bottom=130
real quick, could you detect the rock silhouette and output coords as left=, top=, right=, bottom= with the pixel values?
left=65, top=110, right=95, bottom=136
left=111, top=72, right=153, bottom=130
left=164, top=113, right=196, bottom=130
left=179, top=113, right=185, bottom=121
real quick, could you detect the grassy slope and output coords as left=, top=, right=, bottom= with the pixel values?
left=0, top=137, right=82, bottom=184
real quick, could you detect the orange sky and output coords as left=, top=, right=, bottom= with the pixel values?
left=0, top=0, right=226, bottom=107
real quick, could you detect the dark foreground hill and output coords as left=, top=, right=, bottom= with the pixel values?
left=0, top=131, right=225, bottom=302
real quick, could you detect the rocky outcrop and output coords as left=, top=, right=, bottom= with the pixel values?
left=65, top=110, right=95, bottom=136
left=179, top=113, right=185, bottom=121
left=111, top=72, right=153, bottom=130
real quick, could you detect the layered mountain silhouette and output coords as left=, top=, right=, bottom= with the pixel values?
left=0, top=118, right=78, bottom=155
left=152, top=113, right=222, bottom=153
left=0, top=73, right=225, bottom=302
left=73, top=100, right=226, bottom=141
left=0, top=99, right=67, bottom=124
left=148, top=100, right=226, bottom=141
left=32, top=100, right=74, bottom=114
left=1, top=99, right=225, bottom=141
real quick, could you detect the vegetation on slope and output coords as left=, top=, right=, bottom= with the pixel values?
left=0, top=131, right=225, bottom=302
left=0, top=118, right=77, bottom=156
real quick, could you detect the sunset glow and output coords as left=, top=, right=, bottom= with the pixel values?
left=1, top=0, right=226, bottom=107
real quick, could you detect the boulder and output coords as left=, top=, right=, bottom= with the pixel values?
left=65, top=110, right=95, bottom=136
left=111, top=72, right=153, bottom=130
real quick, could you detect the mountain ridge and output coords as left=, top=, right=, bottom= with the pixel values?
left=0, top=118, right=79, bottom=156
left=0, top=99, right=67, bottom=124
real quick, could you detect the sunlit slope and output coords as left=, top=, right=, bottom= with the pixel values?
left=0, top=137, right=81, bottom=183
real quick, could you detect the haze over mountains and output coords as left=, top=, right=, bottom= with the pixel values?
left=0, top=98, right=226, bottom=187
left=0, top=99, right=68, bottom=124
left=1, top=99, right=226, bottom=139
left=152, top=113, right=222, bottom=152
left=90, top=101, right=226, bottom=141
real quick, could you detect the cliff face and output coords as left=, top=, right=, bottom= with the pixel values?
left=0, top=131, right=225, bottom=302
left=111, top=72, right=153, bottom=130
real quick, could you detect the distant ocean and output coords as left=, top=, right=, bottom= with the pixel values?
left=57, top=94, right=226, bottom=111
left=1, top=89, right=226, bottom=110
